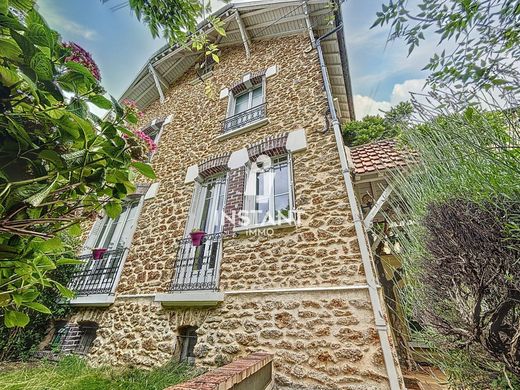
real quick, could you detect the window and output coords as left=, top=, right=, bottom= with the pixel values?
left=178, top=326, right=198, bottom=364
left=76, top=322, right=98, bottom=355
left=222, top=79, right=267, bottom=133
left=171, top=174, right=226, bottom=291
left=231, top=84, right=263, bottom=116
left=243, top=155, right=294, bottom=227
left=70, top=199, right=143, bottom=296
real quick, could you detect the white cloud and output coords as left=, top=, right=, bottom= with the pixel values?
left=354, top=78, right=428, bottom=119
left=39, top=4, right=98, bottom=41
left=390, top=78, right=428, bottom=105
left=353, top=95, right=392, bottom=118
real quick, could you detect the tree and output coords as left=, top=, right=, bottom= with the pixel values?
left=0, top=0, right=155, bottom=327
left=105, top=0, right=227, bottom=61
left=342, top=101, right=413, bottom=146
left=373, top=0, right=520, bottom=99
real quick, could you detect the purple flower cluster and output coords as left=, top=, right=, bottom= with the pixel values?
left=63, top=42, right=101, bottom=81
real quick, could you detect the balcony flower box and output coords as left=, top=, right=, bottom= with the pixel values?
left=91, top=248, right=108, bottom=260
left=189, top=230, right=206, bottom=247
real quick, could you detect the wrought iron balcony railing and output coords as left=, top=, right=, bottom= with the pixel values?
left=170, top=232, right=223, bottom=292
left=221, top=103, right=267, bottom=133
left=68, top=248, right=127, bottom=296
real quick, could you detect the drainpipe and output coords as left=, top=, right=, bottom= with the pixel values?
left=314, top=19, right=403, bottom=390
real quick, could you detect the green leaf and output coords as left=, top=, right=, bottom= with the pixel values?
left=0, top=0, right=8, bottom=15
left=26, top=23, right=52, bottom=47
left=0, top=66, right=19, bottom=86
left=25, top=174, right=58, bottom=206
left=39, top=149, right=63, bottom=167
left=105, top=200, right=122, bottom=219
left=24, top=301, right=51, bottom=314
left=53, top=281, right=75, bottom=299
left=11, top=30, right=35, bottom=60
left=4, top=310, right=30, bottom=328
left=0, top=39, right=22, bottom=61
left=39, top=236, right=63, bottom=253
left=67, top=223, right=82, bottom=237
left=131, top=161, right=156, bottom=179
left=30, top=51, right=53, bottom=80
left=0, top=14, right=25, bottom=30
left=89, top=94, right=112, bottom=109
left=64, top=61, right=97, bottom=84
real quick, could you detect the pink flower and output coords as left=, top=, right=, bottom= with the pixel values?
left=63, top=42, right=101, bottom=81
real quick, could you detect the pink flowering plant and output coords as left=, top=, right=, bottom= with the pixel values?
left=63, top=42, right=101, bottom=81
left=122, top=99, right=157, bottom=161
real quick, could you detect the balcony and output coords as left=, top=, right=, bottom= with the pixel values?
left=220, top=103, right=267, bottom=135
left=67, top=248, right=126, bottom=305
left=155, top=233, right=224, bottom=307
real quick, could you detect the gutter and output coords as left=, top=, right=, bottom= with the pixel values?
left=314, top=7, right=403, bottom=390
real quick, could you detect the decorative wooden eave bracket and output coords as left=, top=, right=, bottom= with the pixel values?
left=235, top=10, right=251, bottom=59
left=363, top=185, right=393, bottom=230
left=148, top=63, right=166, bottom=104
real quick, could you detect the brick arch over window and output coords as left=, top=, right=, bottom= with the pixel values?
left=247, top=132, right=289, bottom=160
left=198, top=153, right=230, bottom=179
left=228, top=69, right=265, bottom=95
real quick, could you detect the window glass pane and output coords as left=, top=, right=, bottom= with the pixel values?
left=256, top=200, right=269, bottom=224
left=199, top=183, right=214, bottom=232
left=234, top=93, right=249, bottom=114
left=274, top=164, right=288, bottom=195
left=251, top=85, right=263, bottom=107
left=275, top=194, right=290, bottom=219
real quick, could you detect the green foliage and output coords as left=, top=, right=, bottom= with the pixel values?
left=389, top=108, right=520, bottom=387
left=125, top=0, right=227, bottom=47
left=0, top=1, right=154, bottom=326
left=0, top=240, right=75, bottom=360
left=373, top=0, right=520, bottom=96
left=342, top=101, right=413, bottom=146
left=0, top=355, right=198, bottom=390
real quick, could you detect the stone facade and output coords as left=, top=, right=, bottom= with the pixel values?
left=65, top=33, right=399, bottom=389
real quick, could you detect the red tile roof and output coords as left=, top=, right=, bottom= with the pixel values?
left=349, top=139, right=413, bottom=175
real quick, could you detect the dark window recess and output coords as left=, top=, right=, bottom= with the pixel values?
left=76, top=322, right=98, bottom=355
left=49, top=320, right=68, bottom=351
left=178, top=326, right=198, bottom=364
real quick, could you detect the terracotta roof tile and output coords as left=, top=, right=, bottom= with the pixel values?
left=349, top=139, right=415, bottom=175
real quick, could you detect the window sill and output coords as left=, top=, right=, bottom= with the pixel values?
left=233, top=219, right=296, bottom=235
left=216, top=117, right=269, bottom=141
left=155, top=291, right=224, bottom=307
left=69, top=294, right=115, bottom=307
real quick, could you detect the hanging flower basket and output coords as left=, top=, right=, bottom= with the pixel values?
left=92, top=248, right=108, bottom=260
left=189, top=231, right=206, bottom=247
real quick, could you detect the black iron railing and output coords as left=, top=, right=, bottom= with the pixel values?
left=170, top=233, right=223, bottom=292
left=68, top=248, right=126, bottom=296
left=221, top=103, right=266, bottom=133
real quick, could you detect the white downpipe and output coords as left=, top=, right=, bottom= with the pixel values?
left=314, top=17, right=403, bottom=390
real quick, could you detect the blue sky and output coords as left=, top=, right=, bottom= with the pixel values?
left=39, top=0, right=432, bottom=118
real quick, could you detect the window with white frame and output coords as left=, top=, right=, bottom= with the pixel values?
left=242, top=154, right=294, bottom=227
left=222, top=81, right=267, bottom=133
left=230, top=83, right=264, bottom=116
left=69, top=197, right=143, bottom=296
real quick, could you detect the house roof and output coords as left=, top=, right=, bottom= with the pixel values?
left=119, top=0, right=354, bottom=121
left=350, top=139, right=412, bottom=175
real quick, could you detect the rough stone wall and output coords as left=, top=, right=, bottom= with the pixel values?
left=71, top=290, right=389, bottom=390
left=68, top=34, right=397, bottom=389
left=115, top=34, right=364, bottom=295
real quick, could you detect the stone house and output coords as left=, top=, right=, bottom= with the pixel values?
left=49, top=1, right=405, bottom=389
